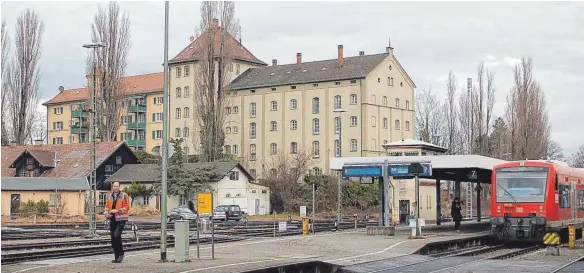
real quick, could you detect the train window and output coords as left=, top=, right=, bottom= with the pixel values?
left=579, top=190, right=584, bottom=211
left=559, top=184, right=571, bottom=208
left=554, top=174, right=559, bottom=191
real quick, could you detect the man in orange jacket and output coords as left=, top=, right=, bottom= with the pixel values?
left=104, top=182, right=131, bottom=263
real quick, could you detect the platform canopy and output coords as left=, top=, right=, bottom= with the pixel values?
left=330, top=155, right=508, bottom=184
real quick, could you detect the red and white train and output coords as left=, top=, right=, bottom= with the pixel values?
left=490, top=160, right=584, bottom=242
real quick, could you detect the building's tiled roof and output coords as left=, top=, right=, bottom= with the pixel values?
left=106, top=162, right=253, bottom=182
left=1, top=142, right=127, bottom=178
left=228, top=53, right=389, bottom=91
left=170, top=24, right=266, bottom=66
left=43, top=72, right=164, bottom=105
left=1, top=177, right=89, bottom=191
left=14, top=150, right=56, bottom=168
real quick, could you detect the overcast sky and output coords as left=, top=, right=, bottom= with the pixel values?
left=2, top=1, right=583, bottom=155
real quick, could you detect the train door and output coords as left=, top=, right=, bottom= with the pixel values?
left=572, top=179, right=577, bottom=220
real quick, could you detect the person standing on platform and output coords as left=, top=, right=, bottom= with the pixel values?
left=451, top=197, right=462, bottom=232
left=104, top=182, right=131, bottom=263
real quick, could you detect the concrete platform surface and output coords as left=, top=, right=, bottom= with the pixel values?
left=3, top=227, right=489, bottom=273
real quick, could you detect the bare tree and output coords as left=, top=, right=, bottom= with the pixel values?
left=547, top=140, right=565, bottom=161
left=415, top=86, right=444, bottom=145
left=569, top=145, right=584, bottom=168
left=458, top=82, right=474, bottom=154
left=194, top=1, right=239, bottom=162
left=30, top=108, right=46, bottom=143
left=1, top=20, right=12, bottom=146
left=472, top=62, right=496, bottom=156
left=89, top=2, right=130, bottom=141
left=8, top=10, right=43, bottom=145
left=504, top=57, right=550, bottom=160
left=444, top=71, right=459, bottom=154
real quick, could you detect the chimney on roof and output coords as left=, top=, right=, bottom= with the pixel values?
left=212, top=18, right=219, bottom=28
left=337, top=45, right=344, bottom=66
left=359, top=51, right=364, bottom=56
left=34, top=139, right=43, bottom=146
left=386, top=37, right=393, bottom=56
left=272, top=59, right=277, bottom=66
left=296, top=53, right=302, bottom=68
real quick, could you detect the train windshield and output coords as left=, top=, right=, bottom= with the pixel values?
left=495, top=166, right=549, bottom=203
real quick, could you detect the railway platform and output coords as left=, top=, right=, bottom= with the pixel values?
left=2, top=221, right=489, bottom=273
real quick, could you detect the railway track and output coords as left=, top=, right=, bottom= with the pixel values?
left=550, top=254, right=584, bottom=273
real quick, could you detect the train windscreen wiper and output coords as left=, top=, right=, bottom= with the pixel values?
left=497, top=183, right=519, bottom=205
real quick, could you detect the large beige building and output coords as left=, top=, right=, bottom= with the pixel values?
left=44, top=20, right=416, bottom=177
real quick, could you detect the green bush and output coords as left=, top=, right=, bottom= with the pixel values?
left=18, top=199, right=50, bottom=214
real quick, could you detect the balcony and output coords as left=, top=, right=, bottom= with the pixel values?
left=127, top=122, right=146, bottom=130
left=126, top=139, right=146, bottom=147
left=128, top=105, right=146, bottom=113
left=71, top=110, right=88, bottom=118
left=70, top=124, right=88, bottom=134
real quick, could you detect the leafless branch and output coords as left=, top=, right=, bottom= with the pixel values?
left=88, top=2, right=130, bottom=141
left=1, top=19, right=12, bottom=146
left=415, top=86, right=444, bottom=145
left=9, top=9, right=43, bottom=145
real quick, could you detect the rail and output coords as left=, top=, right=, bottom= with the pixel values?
left=549, top=254, right=584, bottom=273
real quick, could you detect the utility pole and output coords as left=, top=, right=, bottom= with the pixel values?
left=334, top=109, right=346, bottom=223
left=312, top=182, right=316, bottom=234
left=160, top=0, right=170, bottom=263
left=82, top=41, right=106, bottom=237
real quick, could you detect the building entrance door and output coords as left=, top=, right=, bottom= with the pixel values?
left=399, top=200, right=410, bottom=224
left=11, top=194, right=21, bottom=214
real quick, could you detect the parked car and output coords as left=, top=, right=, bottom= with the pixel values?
left=216, top=205, right=243, bottom=222
left=208, top=207, right=227, bottom=222
left=168, top=207, right=197, bottom=222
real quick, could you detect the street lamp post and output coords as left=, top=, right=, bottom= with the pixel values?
left=334, top=109, right=346, bottom=223
left=82, top=41, right=106, bottom=237
left=160, top=0, right=170, bottom=262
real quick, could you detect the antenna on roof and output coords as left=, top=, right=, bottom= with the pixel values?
left=388, top=37, right=391, bottom=48
left=239, top=25, right=242, bottom=46
left=58, top=86, right=64, bottom=92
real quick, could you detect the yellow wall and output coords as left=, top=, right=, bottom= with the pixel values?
left=47, top=103, right=74, bottom=144
left=146, top=92, right=164, bottom=152
left=1, top=190, right=86, bottom=216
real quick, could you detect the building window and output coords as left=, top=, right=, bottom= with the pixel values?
left=229, top=171, right=239, bottom=180
left=377, top=78, right=381, bottom=83
left=183, top=127, right=190, bottom=137
left=270, top=168, right=277, bottom=177
left=233, top=106, right=239, bottom=114
left=405, top=151, right=419, bottom=156
left=116, top=156, right=122, bottom=165
left=225, top=145, right=231, bottom=154
left=226, top=127, right=231, bottom=134
left=52, top=137, right=63, bottom=144
left=270, top=143, right=277, bottom=154
left=382, top=118, right=388, bottom=129
left=312, top=118, right=320, bottom=135
left=350, top=94, right=357, bottom=104
left=105, top=165, right=114, bottom=177
left=395, top=119, right=401, bottom=130
left=176, top=67, right=182, bottom=78
left=371, top=94, right=376, bottom=104
left=406, top=100, right=410, bottom=110
left=290, top=99, right=298, bottom=110
left=334, top=95, right=342, bottom=110
left=154, top=97, right=164, bottom=104
left=250, top=103, right=256, bottom=118
left=233, top=145, right=238, bottom=155
left=405, top=121, right=410, bottom=131
left=313, top=167, right=322, bottom=176
left=184, top=107, right=190, bottom=118
left=350, top=116, right=357, bottom=127
left=176, top=108, right=181, bottom=119
left=250, top=144, right=256, bottom=159
left=271, top=101, right=278, bottom=111
left=291, top=85, right=296, bottom=89
left=290, top=142, right=298, bottom=154
left=382, top=96, right=387, bottom=106
left=389, top=65, right=392, bottom=70
left=229, top=63, right=233, bottom=72
left=271, top=88, right=276, bottom=91
left=175, top=128, right=181, bottom=137
left=351, top=139, right=358, bottom=152
left=54, top=107, right=63, bottom=114
left=312, top=97, right=320, bottom=114
left=236, top=64, right=240, bottom=75
left=335, top=117, right=341, bottom=134
left=99, top=192, right=108, bottom=206
left=53, top=122, right=63, bottom=131
left=371, top=139, right=377, bottom=151
left=250, top=169, right=256, bottom=177
left=371, top=116, right=376, bottom=127
left=290, top=120, right=298, bottom=130
left=226, top=107, right=231, bottom=114
left=184, top=86, right=190, bottom=98
left=232, top=126, right=238, bottom=134
left=313, top=83, right=319, bottom=87
left=179, top=195, right=187, bottom=206
left=401, top=82, right=403, bottom=87
left=250, top=123, right=256, bottom=139
left=270, top=121, right=278, bottom=131
left=184, top=66, right=190, bottom=77
left=312, top=141, right=320, bottom=158
left=152, top=113, right=163, bottom=122
left=152, top=130, right=163, bottom=139
left=395, top=98, right=400, bottom=108
left=335, top=140, right=341, bottom=157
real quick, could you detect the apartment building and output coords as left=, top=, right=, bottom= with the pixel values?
left=44, top=72, right=165, bottom=152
